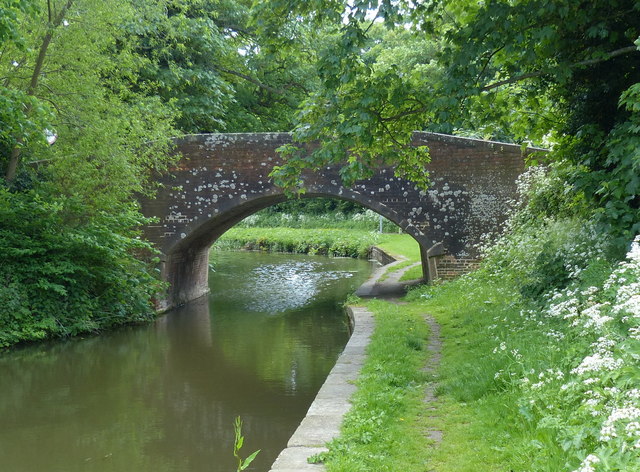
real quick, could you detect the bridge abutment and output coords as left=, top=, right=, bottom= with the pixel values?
left=159, top=247, right=211, bottom=312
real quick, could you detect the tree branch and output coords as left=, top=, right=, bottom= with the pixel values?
left=482, top=45, right=639, bottom=91
left=379, top=106, right=428, bottom=122
left=476, top=44, right=506, bottom=84
left=215, top=65, right=287, bottom=95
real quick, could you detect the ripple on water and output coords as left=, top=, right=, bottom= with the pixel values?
left=213, top=254, right=361, bottom=314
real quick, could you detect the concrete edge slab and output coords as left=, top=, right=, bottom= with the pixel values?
left=268, top=446, right=328, bottom=471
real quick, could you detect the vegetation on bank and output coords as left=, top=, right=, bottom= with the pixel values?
left=214, top=227, right=378, bottom=259
left=214, top=223, right=425, bottom=267
left=403, top=226, right=640, bottom=471
left=312, top=299, right=433, bottom=471
left=0, top=0, right=324, bottom=348
left=0, top=191, right=161, bottom=347
left=219, top=203, right=426, bottom=281
left=235, top=200, right=401, bottom=233
left=313, top=167, right=640, bottom=472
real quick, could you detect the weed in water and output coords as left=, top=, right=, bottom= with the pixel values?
left=233, top=417, right=260, bottom=472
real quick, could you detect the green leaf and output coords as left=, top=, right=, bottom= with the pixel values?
left=240, top=450, right=261, bottom=470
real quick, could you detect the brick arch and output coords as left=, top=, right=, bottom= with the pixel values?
left=139, top=132, right=531, bottom=309
left=158, top=189, right=430, bottom=310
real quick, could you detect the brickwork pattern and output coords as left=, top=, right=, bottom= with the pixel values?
left=434, top=256, right=481, bottom=281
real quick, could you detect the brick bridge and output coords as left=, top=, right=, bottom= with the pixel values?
left=139, top=132, right=529, bottom=310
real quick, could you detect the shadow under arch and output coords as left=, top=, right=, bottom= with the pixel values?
left=162, top=187, right=431, bottom=310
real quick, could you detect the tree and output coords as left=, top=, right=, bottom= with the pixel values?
left=0, top=0, right=181, bottom=346
left=430, top=0, right=640, bottom=239
left=0, top=0, right=323, bottom=347
left=255, top=0, right=640, bottom=238
left=1, top=0, right=178, bottom=208
left=122, top=0, right=319, bottom=134
left=254, top=1, right=435, bottom=191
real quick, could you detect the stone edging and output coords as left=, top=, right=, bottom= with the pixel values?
left=267, top=305, right=375, bottom=471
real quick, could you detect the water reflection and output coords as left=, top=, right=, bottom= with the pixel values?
left=219, top=258, right=361, bottom=314
left=0, top=251, right=372, bottom=472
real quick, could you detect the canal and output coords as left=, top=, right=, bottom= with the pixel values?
left=0, top=251, right=374, bottom=472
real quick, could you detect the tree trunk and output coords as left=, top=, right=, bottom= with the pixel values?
left=5, top=0, right=74, bottom=181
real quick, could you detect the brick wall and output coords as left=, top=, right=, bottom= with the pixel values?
left=434, top=255, right=481, bottom=281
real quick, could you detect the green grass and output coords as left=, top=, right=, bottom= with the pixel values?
left=405, top=275, right=580, bottom=471
left=405, top=278, right=530, bottom=471
left=315, top=299, right=435, bottom=471
left=323, top=270, right=570, bottom=471
left=315, top=279, right=525, bottom=472
left=376, top=234, right=423, bottom=281
left=375, top=260, right=411, bottom=282
left=376, top=234, right=421, bottom=261
left=399, top=264, right=423, bottom=281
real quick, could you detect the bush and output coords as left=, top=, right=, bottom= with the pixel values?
left=0, top=189, right=161, bottom=347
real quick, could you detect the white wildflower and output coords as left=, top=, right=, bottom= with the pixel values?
left=572, top=454, right=600, bottom=472
left=581, top=303, right=613, bottom=329
left=600, top=407, right=640, bottom=441
left=572, top=353, right=623, bottom=375
left=627, top=236, right=640, bottom=262
left=625, top=421, right=640, bottom=438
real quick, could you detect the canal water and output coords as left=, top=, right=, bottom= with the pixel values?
left=0, top=251, right=374, bottom=472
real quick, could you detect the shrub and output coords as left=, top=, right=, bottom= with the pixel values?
left=0, top=189, right=161, bottom=347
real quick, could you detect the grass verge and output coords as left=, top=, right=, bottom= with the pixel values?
left=397, top=221, right=640, bottom=471
left=375, top=233, right=422, bottom=262
left=215, top=227, right=424, bottom=280
left=404, top=277, right=533, bottom=471
left=375, top=234, right=423, bottom=281
left=399, top=264, right=423, bottom=281
left=314, top=299, right=435, bottom=471
left=300, top=217, right=640, bottom=471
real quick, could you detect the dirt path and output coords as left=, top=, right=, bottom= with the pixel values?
left=422, top=314, right=443, bottom=444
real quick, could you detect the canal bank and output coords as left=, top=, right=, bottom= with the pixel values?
left=268, top=248, right=421, bottom=471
